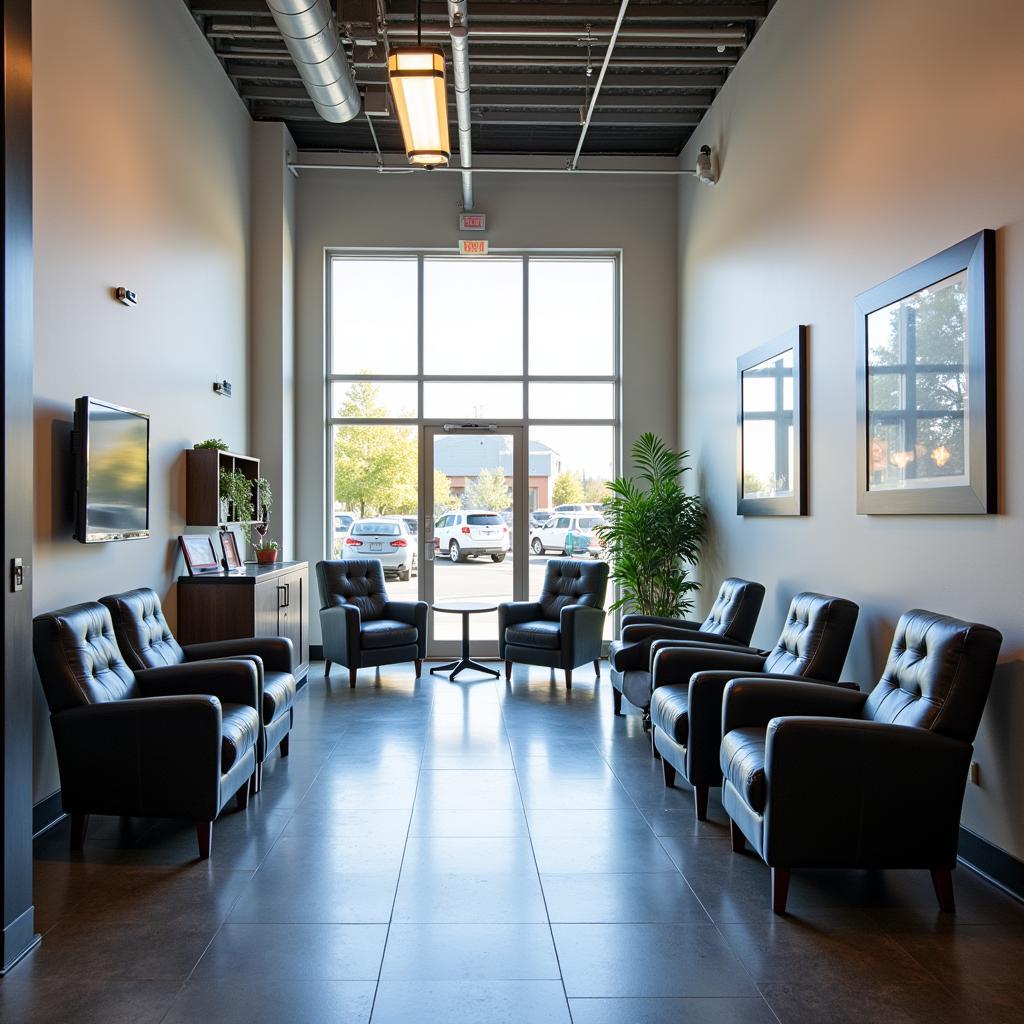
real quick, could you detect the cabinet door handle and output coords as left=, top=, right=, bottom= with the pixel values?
left=285, top=582, right=291, bottom=607
left=277, top=584, right=288, bottom=609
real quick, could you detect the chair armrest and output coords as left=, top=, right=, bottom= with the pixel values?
left=50, top=696, right=224, bottom=820
left=498, top=601, right=545, bottom=658
left=622, top=623, right=745, bottom=647
left=135, top=659, right=259, bottom=712
left=319, top=603, right=361, bottom=664
left=384, top=600, right=428, bottom=657
left=651, top=645, right=766, bottom=690
left=560, top=604, right=606, bottom=667
left=622, top=614, right=703, bottom=631
left=183, top=636, right=294, bottom=674
left=721, top=678, right=867, bottom=735
left=763, top=717, right=972, bottom=867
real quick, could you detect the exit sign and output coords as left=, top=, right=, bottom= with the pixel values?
left=459, top=239, right=489, bottom=256
left=459, top=213, right=486, bottom=231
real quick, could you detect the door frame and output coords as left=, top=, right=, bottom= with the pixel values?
left=420, top=423, right=527, bottom=660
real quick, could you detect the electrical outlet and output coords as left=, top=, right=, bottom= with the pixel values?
left=969, top=761, right=980, bottom=785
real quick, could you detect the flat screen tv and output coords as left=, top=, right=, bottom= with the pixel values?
left=73, top=397, right=150, bottom=543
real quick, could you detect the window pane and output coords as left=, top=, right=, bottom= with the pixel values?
left=331, top=258, right=418, bottom=375
left=423, top=381, right=523, bottom=419
left=423, top=257, right=523, bottom=375
left=528, top=259, right=615, bottom=376
left=330, top=380, right=418, bottom=419
left=529, top=382, right=614, bottom=420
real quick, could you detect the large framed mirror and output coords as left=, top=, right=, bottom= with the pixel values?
left=736, top=326, right=807, bottom=517
left=855, top=230, right=995, bottom=514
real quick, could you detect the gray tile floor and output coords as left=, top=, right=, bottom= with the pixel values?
left=6, top=661, right=1024, bottom=1023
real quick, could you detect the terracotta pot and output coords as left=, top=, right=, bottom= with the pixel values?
left=255, top=549, right=278, bottom=565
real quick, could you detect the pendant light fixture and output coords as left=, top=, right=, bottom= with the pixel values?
left=387, top=1, right=450, bottom=167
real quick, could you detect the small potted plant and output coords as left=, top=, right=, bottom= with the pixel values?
left=253, top=538, right=279, bottom=565
left=218, top=467, right=233, bottom=523
left=194, top=438, right=229, bottom=451
left=255, top=476, right=273, bottom=525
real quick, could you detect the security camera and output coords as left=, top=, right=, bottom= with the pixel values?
left=695, top=145, right=718, bottom=186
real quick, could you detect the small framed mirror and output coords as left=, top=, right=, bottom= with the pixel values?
left=736, top=326, right=807, bottom=516
left=855, top=230, right=995, bottom=514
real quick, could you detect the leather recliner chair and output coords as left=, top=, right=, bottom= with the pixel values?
left=608, top=577, right=766, bottom=718
left=650, top=592, right=859, bottom=820
left=316, top=559, right=428, bottom=688
left=100, top=587, right=296, bottom=794
left=719, top=609, right=1002, bottom=914
left=499, top=558, right=609, bottom=690
left=33, top=602, right=261, bottom=859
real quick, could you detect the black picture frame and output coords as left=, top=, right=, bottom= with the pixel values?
left=855, top=229, right=995, bottom=515
left=219, top=529, right=244, bottom=572
left=179, top=534, right=221, bottom=576
left=736, top=326, right=807, bottom=516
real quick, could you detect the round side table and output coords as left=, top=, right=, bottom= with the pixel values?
left=430, top=600, right=500, bottom=680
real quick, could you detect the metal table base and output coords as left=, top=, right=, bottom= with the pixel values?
left=430, top=603, right=500, bottom=680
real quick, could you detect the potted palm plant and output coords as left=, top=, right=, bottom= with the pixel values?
left=596, top=432, right=706, bottom=617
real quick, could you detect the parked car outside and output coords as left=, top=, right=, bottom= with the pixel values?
left=434, top=509, right=510, bottom=563
left=402, top=515, right=418, bottom=536
left=530, top=513, right=605, bottom=557
left=334, top=512, right=355, bottom=536
left=343, top=518, right=417, bottom=581
left=530, top=508, right=554, bottom=529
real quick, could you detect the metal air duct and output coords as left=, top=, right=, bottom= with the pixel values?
left=265, top=0, right=360, bottom=123
left=448, top=1, right=473, bottom=210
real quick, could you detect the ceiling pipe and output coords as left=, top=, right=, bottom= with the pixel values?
left=448, top=1, right=474, bottom=211
left=264, top=0, right=360, bottom=122
left=572, top=0, right=630, bottom=170
left=290, top=162, right=697, bottom=176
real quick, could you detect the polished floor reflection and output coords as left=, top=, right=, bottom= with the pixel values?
left=7, top=662, right=1024, bottom=1023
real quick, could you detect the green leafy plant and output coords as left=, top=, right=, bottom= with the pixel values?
left=253, top=538, right=279, bottom=553
left=595, top=432, right=706, bottom=617
left=255, top=477, right=273, bottom=522
left=218, top=468, right=254, bottom=545
left=194, top=438, right=229, bottom=450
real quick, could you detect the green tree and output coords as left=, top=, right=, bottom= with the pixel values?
left=581, top=477, right=610, bottom=505
left=552, top=471, right=584, bottom=506
left=433, top=469, right=460, bottom=517
left=465, top=466, right=510, bottom=511
left=333, top=381, right=417, bottom=517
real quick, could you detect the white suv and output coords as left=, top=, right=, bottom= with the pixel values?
left=530, top=513, right=605, bottom=558
left=434, top=510, right=510, bottom=563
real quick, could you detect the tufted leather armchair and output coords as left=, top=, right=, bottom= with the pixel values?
left=719, top=609, right=1002, bottom=914
left=316, top=559, right=428, bottom=688
left=33, top=602, right=261, bottom=859
left=649, top=592, right=859, bottom=820
left=100, top=587, right=296, bottom=794
left=608, top=578, right=766, bottom=717
left=499, top=558, right=609, bottom=689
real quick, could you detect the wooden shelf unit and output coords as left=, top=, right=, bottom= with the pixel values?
left=185, top=448, right=261, bottom=527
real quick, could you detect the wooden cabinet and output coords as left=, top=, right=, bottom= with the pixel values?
left=177, top=561, right=309, bottom=683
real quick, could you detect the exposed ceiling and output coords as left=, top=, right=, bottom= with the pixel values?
left=185, top=1, right=769, bottom=159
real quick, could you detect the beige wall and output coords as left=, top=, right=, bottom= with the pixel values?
left=295, top=169, right=679, bottom=642
left=677, top=0, right=1024, bottom=860
left=31, top=0, right=252, bottom=802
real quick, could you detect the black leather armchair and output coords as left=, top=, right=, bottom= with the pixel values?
left=609, top=577, right=766, bottom=717
left=719, top=609, right=1002, bottom=913
left=499, top=558, right=609, bottom=690
left=33, top=602, right=260, bottom=859
left=100, top=587, right=296, bottom=794
left=649, top=592, right=859, bottom=820
left=316, top=559, right=427, bottom=688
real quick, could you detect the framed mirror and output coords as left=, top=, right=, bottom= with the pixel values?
left=855, top=230, right=995, bottom=514
left=736, top=326, right=807, bottom=516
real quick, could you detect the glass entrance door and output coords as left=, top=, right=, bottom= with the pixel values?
left=422, top=425, right=527, bottom=660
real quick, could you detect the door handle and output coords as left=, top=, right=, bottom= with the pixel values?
left=277, top=584, right=288, bottom=609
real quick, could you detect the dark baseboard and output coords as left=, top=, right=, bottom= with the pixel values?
left=32, top=792, right=65, bottom=839
left=310, top=644, right=323, bottom=661
left=958, top=827, right=1024, bottom=903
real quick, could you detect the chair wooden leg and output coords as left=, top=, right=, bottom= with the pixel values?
left=694, top=784, right=709, bottom=822
left=279, top=732, right=290, bottom=758
left=251, top=761, right=262, bottom=794
left=504, top=659, right=512, bottom=681
left=612, top=687, right=622, bottom=716
left=564, top=668, right=572, bottom=690
left=349, top=667, right=358, bottom=689
left=415, top=659, right=422, bottom=677
left=236, top=779, right=250, bottom=811
left=324, top=659, right=332, bottom=675
left=931, top=869, right=956, bottom=913
left=730, top=818, right=746, bottom=853
left=594, top=658, right=601, bottom=678
left=69, top=813, right=89, bottom=852
left=196, top=821, right=213, bottom=860
left=661, top=755, right=676, bottom=787
left=771, top=867, right=790, bottom=914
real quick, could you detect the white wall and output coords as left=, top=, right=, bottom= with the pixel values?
left=677, top=0, right=1024, bottom=860
left=293, top=169, right=679, bottom=642
left=31, top=0, right=252, bottom=803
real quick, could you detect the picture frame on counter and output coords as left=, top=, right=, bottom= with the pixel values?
left=179, top=534, right=221, bottom=576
